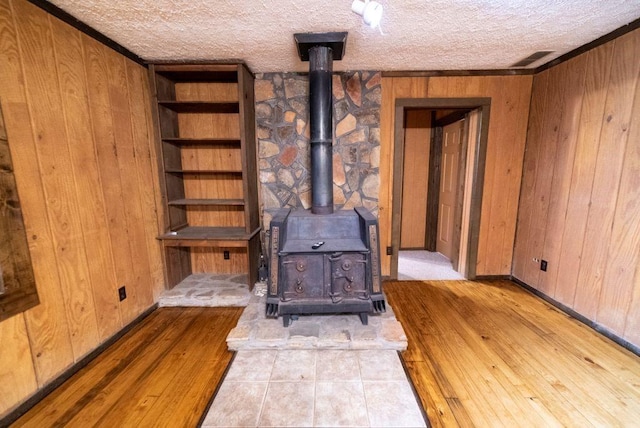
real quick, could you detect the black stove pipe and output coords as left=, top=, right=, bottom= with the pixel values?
left=309, top=46, right=334, bottom=215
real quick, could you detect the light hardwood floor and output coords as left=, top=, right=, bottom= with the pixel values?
left=11, top=307, right=242, bottom=427
left=385, top=280, right=640, bottom=427
left=10, top=280, right=640, bottom=427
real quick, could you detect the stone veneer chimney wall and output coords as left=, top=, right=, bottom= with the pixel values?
left=255, top=71, right=381, bottom=229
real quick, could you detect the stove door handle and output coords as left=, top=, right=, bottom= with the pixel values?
left=311, top=241, right=325, bottom=250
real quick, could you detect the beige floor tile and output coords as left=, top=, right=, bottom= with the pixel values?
left=314, top=381, right=369, bottom=427
left=270, top=349, right=317, bottom=381
left=316, top=350, right=361, bottom=381
left=363, top=381, right=426, bottom=427
left=258, top=381, right=315, bottom=427
left=202, top=381, right=268, bottom=427
left=357, top=350, right=406, bottom=381
left=224, top=350, right=277, bottom=382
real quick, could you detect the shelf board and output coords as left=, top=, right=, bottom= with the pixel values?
left=168, top=198, right=245, bottom=206
left=159, top=226, right=260, bottom=242
left=158, top=101, right=239, bottom=113
left=162, top=138, right=241, bottom=146
left=153, top=64, right=240, bottom=82
left=165, top=169, right=243, bottom=175
left=155, top=71, right=238, bottom=83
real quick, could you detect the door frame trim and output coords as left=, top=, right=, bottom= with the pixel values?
left=391, top=97, right=492, bottom=280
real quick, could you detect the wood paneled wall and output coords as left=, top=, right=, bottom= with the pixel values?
left=400, top=110, right=431, bottom=249
left=380, top=75, right=532, bottom=276
left=513, top=28, right=640, bottom=347
left=0, top=0, right=164, bottom=417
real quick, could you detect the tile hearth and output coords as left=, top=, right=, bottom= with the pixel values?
left=202, top=349, right=426, bottom=427
left=159, top=275, right=424, bottom=427
left=227, top=283, right=408, bottom=351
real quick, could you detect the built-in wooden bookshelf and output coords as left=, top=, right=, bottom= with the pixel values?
left=149, top=62, right=259, bottom=288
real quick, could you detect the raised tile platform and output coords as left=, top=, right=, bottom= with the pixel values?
left=227, top=283, right=408, bottom=351
left=157, top=273, right=251, bottom=308
left=202, top=349, right=427, bottom=427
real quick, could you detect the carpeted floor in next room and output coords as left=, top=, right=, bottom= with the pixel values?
left=397, top=250, right=464, bottom=280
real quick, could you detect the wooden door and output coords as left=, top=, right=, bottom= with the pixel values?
left=436, top=120, right=464, bottom=259
left=457, top=109, right=480, bottom=276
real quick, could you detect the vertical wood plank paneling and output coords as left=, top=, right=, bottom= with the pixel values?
left=0, top=314, right=37, bottom=414
left=482, top=76, right=532, bottom=274
left=514, top=28, right=640, bottom=348
left=7, top=0, right=74, bottom=385
left=512, top=71, right=549, bottom=281
left=49, top=16, right=120, bottom=343
left=500, top=78, right=534, bottom=273
left=426, top=75, right=533, bottom=276
left=625, top=258, right=640, bottom=345
left=595, top=32, right=640, bottom=334
left=380, top=75, right=532, bottom=276
left=619, top=58, right=640, bottom=343
left=125, top=60, right=165, bottom=300
left=15, top=0, right=100, bottom=359
left=1, top=0, right=162, bottom=414
left=82, top=35, right=136, bottom=326
left=539, top=55, right=587, bottom=297
left=554, top=44, right=613, bottom=305
left=613, top=76, right=640, bottom=343
left=575, top=32, right=640, bottom=325
left=523, top=63, right=568, bottom=290
left=378, top=77, right=395, bottom=275
left=400, top=110, right=430, bottom=248
left=105, top=51, right=154, bottom=321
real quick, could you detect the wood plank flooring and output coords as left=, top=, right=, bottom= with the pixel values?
left=385, top=280, right=640, bottom=427
left=10, top=280, right=640, bottom=427
left=11, top=307, right=242, bottom=428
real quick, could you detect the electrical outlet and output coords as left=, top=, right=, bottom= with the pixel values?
left=540, top=260, right=548, bottom=272
left=224, top=250, right=230, bottom=260
left=386, top=246, right=392, bottom=256
left=118, top=286, right=127, bottom=301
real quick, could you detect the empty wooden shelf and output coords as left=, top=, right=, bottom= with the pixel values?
left=149, top=62, right=260, bottom=289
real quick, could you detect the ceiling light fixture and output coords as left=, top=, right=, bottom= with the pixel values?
left=351, top=0, right=383, bottom=31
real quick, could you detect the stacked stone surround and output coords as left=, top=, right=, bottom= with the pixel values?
left=255, top=71, right=381, bottom=228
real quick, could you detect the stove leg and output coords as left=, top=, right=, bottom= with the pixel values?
left=283, top=314, right=291, bottom=327
left=359, top=312, right=368, bottom=325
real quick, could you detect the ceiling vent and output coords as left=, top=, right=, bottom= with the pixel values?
left=511, top=51, right=554, bottom=67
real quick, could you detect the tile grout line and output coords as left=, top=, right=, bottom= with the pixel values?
left=312, top=350, right=318, bottom=427
left=256, top=350, right=278, bottom=427
left=357, top=350, right=373, bottom=427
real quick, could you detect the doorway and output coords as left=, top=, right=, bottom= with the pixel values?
left=390, top=98, right=491, bottom=280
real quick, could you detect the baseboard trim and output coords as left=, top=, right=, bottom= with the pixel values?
left=0, top=304, right=158, bottom=427
left=474, top=275, right=512, bottom=281
left=511, top=277, right=640, bottom=358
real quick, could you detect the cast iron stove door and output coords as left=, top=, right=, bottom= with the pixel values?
left=281, top=254, right=324, bottom=300
left=329, top=252, right=368, bottom=302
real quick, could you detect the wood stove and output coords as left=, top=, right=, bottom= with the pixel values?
left=266, top=32, right=386, bottom=327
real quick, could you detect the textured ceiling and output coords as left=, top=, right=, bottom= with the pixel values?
left=49, top=0, right=640, bottom=72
